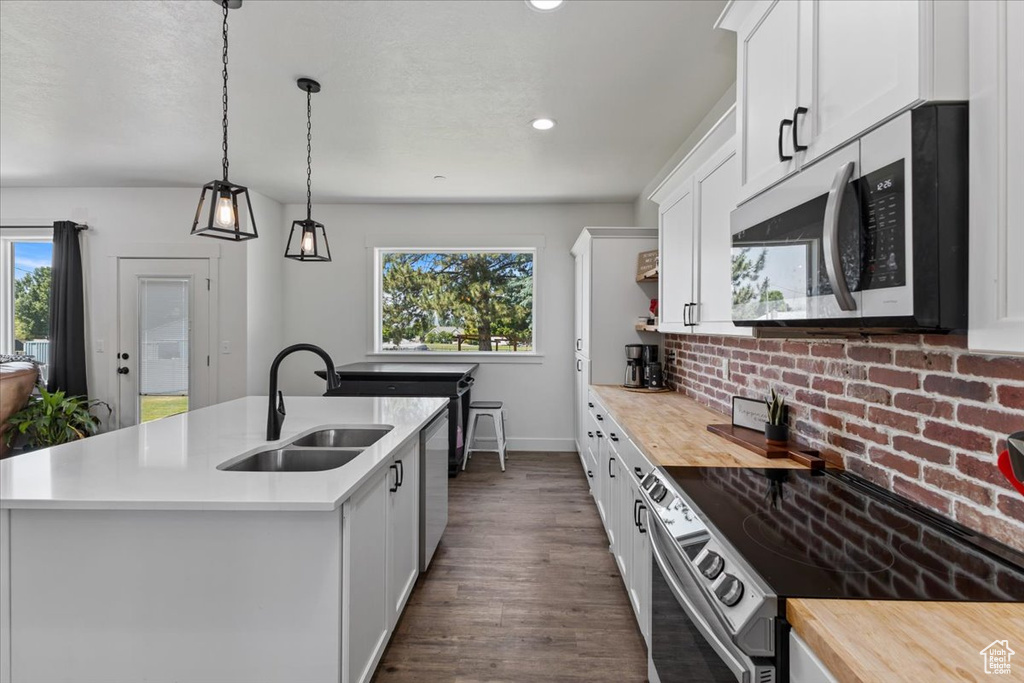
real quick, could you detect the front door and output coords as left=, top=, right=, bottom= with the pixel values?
left=116, top=259, right=211, bottom=428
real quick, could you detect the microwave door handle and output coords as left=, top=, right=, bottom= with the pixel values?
left=649, top=522, right=752, bottom=682
left=822, top=160, right=858, bottom=311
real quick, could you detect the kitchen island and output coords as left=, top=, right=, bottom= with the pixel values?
left=0, top=395, right=447, bottom=683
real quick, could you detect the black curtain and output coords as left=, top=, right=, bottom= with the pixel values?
left=47, top=221, right=88, bottom=396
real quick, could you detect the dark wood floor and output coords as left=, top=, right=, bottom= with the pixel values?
left=373, top=451, right=648, bottom=683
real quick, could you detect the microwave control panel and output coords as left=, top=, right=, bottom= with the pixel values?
left=859, top=160, right=906, bottom=290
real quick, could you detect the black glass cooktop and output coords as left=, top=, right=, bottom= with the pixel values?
left=662, top=466, right=1024, bottom=602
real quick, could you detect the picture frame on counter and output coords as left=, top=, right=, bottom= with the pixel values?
left=732, top=396, right=770, bottom=432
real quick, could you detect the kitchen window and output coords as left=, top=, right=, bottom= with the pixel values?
left=373, top=249, right=536, bottom=355
left=0, top=227, right=54, bottom=376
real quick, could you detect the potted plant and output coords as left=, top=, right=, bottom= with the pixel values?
left=4, top=387, right=110, bottom=453
left=764, top=388, right=788, bottom=446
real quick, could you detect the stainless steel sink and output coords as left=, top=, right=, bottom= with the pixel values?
left=291, top=427, right=393, bottom=448
left=218, top=447, right=364, bottom=472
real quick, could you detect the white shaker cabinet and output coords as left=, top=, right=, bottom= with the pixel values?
left=968, top=0, right=1024, bottom=356
left=343, top=469, right=390, bottom=683
left=658, top=184, right=695, bottom=333
left=387, top=441, right=420, bottom=628
left=720, top=0, right=968, bottom=204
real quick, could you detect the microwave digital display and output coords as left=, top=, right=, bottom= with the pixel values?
left=859, top=160, right=906, bottom=291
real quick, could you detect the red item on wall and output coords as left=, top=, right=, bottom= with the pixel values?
left=650, top=299, right=658, bottom=317
left=998, top=451, right=1024, bottom=497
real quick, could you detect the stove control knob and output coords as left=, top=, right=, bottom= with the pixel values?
left=696, top=550, right=724, bottom=580
left=650, top=484, right=667, bottom=503
left=715, top=574, right=744, bottom=607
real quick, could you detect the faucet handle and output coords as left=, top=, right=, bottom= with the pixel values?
left=277, top=390, right=286, bottom=415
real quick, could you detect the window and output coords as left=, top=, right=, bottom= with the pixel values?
left=375, top=249, right=535, bottom=354
left=1, top=228, right=53, bottom=376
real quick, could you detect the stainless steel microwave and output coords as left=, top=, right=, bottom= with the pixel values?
left=730, top=104, right=967, bottom=330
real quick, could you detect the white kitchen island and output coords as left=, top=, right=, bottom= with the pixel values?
left=0, top=395, right=448, bottom=683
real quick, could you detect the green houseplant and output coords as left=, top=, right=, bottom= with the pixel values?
left=4, top=387, right=110, bottom=451
left=764, top=388, right=789, bottom=445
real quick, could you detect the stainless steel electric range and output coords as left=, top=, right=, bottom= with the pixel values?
left=638, top=466, right=1024, bottom=683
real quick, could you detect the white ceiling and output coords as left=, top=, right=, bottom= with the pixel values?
left=0, top=0, right=734, bottom=204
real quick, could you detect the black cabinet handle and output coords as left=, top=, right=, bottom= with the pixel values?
left=577, top=359, right=582, bottom=372
left=389, top=464, right=399, bottom=493
left=682, top=303, right=690, bottom=326
left=638, top=504, right=648, bottom=534
left=689, top=302, right=699, bottom=327
left=608, top=456, right=616, bottom=478
left=396, top=459, right=404, bottom=488
left=596, top=431, right=603, bottom=438
left=634, top=499, right=641, bottom=527
left=596, top=415, right=604, bottom=421
left=610, top=433, right=619, bottom=442
left=587, top=431, right=594, bottom=438
left=587, top=469, right=593, bottom=478
left=634, top=466, right=642, bottom=477
left=576, top=338, right=582, bottom=351
left=792, top=106, right=808, bottom=152
left=778, top=118, right=794, bottom=162
left=588, top=402, right=594, bottom=408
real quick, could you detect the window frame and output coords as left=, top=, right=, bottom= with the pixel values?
left=371, top=246, right=540, bottom=358
left=0, top=226, right=53, bottom=356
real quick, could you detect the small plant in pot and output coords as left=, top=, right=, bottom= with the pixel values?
left=4, top=387, right=111, bottom=453
left=764, top=388, right=789, bottom=446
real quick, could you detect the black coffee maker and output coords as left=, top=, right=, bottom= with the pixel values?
left=642, top=344, right=664, bottom=389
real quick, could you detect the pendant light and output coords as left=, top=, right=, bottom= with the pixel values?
left=285, top=78, right=332, bottom=262
left=191, top=0, right=257, bottom=242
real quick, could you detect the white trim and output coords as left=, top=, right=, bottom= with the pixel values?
left=107, top=243, right=221, bottom=260
left=370, top=246, right=539, bottom=357
left=364, top=352, right=544, bottom=364
left=365, top=234, right=545, bottom=249
left=0, top=227, right=53, bottom=355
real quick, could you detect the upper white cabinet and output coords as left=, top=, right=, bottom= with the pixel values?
left=968, top=0, right=1024, bottom=356
left=650, top=107, right=752, bottom=337
left=721, top=0, right=969, bottom=204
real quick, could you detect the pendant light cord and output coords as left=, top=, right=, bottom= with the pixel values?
left=306, top=88, right=313, bottom=220
left=221, top=0, right=230, bottom=182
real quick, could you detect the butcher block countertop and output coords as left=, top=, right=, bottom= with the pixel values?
left=788, top=599, right=1024, bottom=683
left=590, top=384, right=804, bottom=468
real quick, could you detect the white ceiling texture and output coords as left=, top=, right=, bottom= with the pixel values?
left=0, top=0, right=734, bottom=203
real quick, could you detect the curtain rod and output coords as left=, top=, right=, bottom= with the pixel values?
left=3, top=223, right=88, bottom=231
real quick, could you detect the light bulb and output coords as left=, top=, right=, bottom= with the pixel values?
left=531, top=118, right=556, bottom=130
left=301, top=229, right=315, bottom=254
left=214, top=193, right=235, bottom=229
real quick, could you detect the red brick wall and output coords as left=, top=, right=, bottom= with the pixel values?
left=662, top=333, right=1024, bottom=552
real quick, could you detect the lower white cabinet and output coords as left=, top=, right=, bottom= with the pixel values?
left=790, top=631, right=839, bottom=683
left=628, top=477, right=651, bottom=645
left=344, top=441, right=421, bottom=683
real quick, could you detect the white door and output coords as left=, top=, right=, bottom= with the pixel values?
left=694, top=139, right=751, bottom=336
left=968, top=0, right=1024, bottom=356
left=578, top=248, right=591, bottom=357
left=630, top=484, right=651, bottom=646
left=387, top=443, right=419, bottom=628
left=658, top=184, right=695, bottom=333
left=117, top=259, right=211, bottom=428
left=614, top=455, right=632, bottom=582
left=343, top=470, right=390, bottom=683
left=797, top=0, right=921, bottom=166
left=736, top=0, right=802, bottom=202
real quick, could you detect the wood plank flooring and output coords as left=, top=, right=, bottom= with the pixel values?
left=373, top=451, right=648, bottom=683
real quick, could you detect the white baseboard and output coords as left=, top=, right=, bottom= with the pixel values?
left=468, top=437, right=575, bottom=452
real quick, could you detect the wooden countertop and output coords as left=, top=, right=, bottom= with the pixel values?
left=789, top=599, right=1024, bottom=683
left=590, top=384, right=804, bottom=469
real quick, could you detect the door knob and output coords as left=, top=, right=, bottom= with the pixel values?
left=117, top=367, right=129, bottom=375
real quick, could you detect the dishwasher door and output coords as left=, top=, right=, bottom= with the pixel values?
left=420, top=411, right=450, bottom=571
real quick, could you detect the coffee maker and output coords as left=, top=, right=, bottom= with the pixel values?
left=624, top=344, right=644, bottom=388
left=642, top=344, right=664, bottom=389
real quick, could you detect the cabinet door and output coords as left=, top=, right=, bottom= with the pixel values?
left=574, top=254, right=585, bottom=354
left=602, top=440, right=618, bottom=549
left=693, top=138, right=752, bottom=336
left=630, top=484, right=651, bottom=646
left=969, top=0, right=1024, bottom=355
left=343, top=470, right=389, bottom=683
left=613, top=455, right=633, bottom=583
left=574, top=354, right=591, bottom=459
left=736, top=0, right=801, bottom=202
left=796, top=0, right=922, bottom=166
left=658, top=183, right=695, bottom=333
left=388, top=443, right=419, bottom=627
left=578, top=250, right=592, bottom=357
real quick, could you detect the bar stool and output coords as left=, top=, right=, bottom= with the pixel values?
left=462, top=401, right=508, bottom=472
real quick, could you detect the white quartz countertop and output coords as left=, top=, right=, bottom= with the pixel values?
left=0, top=395, right=448, bottom=511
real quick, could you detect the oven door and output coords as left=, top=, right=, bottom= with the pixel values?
left=648, top=515, right=764, bottom=683
left=731, top=141, right=862, bottom=325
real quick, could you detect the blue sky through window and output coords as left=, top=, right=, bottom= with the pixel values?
left=14, top=242, right=52, bottom=280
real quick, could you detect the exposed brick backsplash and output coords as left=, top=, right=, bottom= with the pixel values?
left=662, top=333, right=1024, bottom=552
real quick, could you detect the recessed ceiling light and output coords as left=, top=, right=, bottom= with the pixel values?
left=526, top=0, right=564, bottom=12
left=531, top=118, right=556, bottom=131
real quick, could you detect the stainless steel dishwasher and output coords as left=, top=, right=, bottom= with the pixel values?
left=419, top=411, right=449, bottom=571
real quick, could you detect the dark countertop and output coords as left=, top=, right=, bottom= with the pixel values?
left=317, top=362, right=478, bottom=381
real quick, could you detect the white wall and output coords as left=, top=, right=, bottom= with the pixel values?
left=0, top=188, right=249, bottom=421
left=245, top=191, right=285, bottom=394
left=634, top=83, right=737, bottom=227
left=272, top=202, right=634, bottom=451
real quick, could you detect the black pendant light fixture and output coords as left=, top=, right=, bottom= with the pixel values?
left=285, top=78, right=331, bottom=262
left=191, top=0, right=257, bottom=242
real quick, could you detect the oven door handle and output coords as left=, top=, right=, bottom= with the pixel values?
left=822, top=160, right=858, bottom=312
left=649, top=521, right=752, bottom=683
